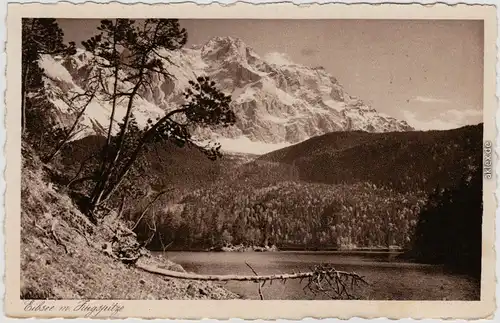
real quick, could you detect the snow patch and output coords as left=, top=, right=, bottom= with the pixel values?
left=39, top=55, right=75, bottom=84
left=264, top=52, right=294, bottom=66
left=323, top=100, right=345, bottom=112
left=233, top=86, right=257, bottom=103
left=212, top=136, right=292, bottom=155
left=261, top=79, right=297, bottom=106
left=260, top=113, right=292, bottom=124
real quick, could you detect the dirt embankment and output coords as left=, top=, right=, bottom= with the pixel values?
left=20, top=144, right=239, bottom=300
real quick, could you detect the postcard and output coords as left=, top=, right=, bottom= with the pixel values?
left=4, top=1, right=497, bottom=320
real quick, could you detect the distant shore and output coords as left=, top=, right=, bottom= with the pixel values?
left=150, top=245, right=407, bottom=253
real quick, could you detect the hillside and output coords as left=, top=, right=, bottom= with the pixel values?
left=53, top=134, right=251, bottom=201
left=259, top=124, right=483, bottom=192
left=21, top=142, right=238, bottom=300
left=58, top=123, right=482, bottom=200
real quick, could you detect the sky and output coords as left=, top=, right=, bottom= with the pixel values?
left=58, top=19, right=484, bottom=130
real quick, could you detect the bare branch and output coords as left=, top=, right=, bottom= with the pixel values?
left=74, top=227, right=92, bottom=247
left=245, top=262, right=264, bottom=300
left=137, top=262, right=368, bottom=300
left=152, top=49, right=180, bottom=68
left=50, top=218, right=69, bottom=254
left=131, top=189, right=170, bottom=231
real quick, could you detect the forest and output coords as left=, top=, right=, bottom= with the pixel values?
left=141, top=180, right=426, bottom=251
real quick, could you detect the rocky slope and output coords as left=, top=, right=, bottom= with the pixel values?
left=21, top=143, right=238, bottom=300
left=39, top=36, right=412, bottom=154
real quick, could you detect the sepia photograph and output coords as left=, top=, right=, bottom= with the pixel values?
left=5, top=1, right=497, bottom=320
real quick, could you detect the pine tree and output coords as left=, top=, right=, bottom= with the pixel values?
left=80, top=19, right=236, bottom=219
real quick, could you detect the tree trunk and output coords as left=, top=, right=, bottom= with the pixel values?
left=96, top=110, right=167, bottom=205
left=136, top=263, right=361, bottom=282
left=89, top=28, right=122, bottom=212
left=89, top=78, right=142, bottom=210
left=21, top=19, right=36, bottom=134
left=21, top=63, right=30, bottom=134
left=104, top=35, right=120, bottom=149
left=97, top=105, right=187, bottom=206
left=43, top=136, right=67, bottom=164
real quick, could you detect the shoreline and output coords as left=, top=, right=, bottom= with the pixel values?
left=150, top=246, right=408, bottom=253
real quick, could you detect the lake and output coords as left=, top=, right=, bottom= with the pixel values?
left=160, top=251, right=480, bottom=300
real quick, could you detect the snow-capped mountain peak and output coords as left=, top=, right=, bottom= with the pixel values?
left=38, top=36, right=413, bottom=154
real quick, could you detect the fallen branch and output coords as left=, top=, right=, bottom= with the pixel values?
left=34, top=220, right=49, bottom=237
left=137, top=263, right=354, bottom=281
left=74, top=227, right=92, bottom=247
left=245, top=262, right=264, bottom=300
left=136, top=262, right=368, bottom=299
left=50, top=218, right=69, bottom=254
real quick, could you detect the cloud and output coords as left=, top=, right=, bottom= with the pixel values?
left=444, top=108, right=482, bottom=119
left=413, top=96, right=451, bottom=104
left=264, top=52, right=294, bottom=66
left=301, top=48, right=319, bottom=56
left=402, top=108, right=482, bottom=131
left=402, top=111, right=458, bottom=130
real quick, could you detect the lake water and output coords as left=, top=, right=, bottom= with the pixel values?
left=160, top=251, right=480, bottom=300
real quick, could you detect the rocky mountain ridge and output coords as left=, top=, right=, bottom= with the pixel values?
left=39, top=36, right=413, bottom=154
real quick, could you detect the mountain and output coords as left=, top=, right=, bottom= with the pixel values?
left=259, top=124, right=483, bottom=193
left=38, top=36, right=412, bottom=154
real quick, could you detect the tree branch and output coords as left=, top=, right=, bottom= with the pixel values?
left=136, top=262, right=368, bottom=299
left=50, top=218, right=69, bottom=254
left=131, top=189, right=170, bottom=231
left=245, top=262, right=264, bottom=300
